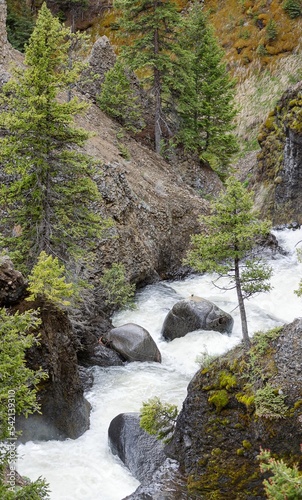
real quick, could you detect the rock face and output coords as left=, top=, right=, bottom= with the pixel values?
left=123, top=458, right=195, bottom=500
left=0, top=256, right=27, bottom=306
left=161, top=297, right=233, bottom=341
left=80, top=35, right=116, bottom=101
left=166, top=320, right=302, bottom=498
left=16, top=298, right=90, bottom=441
left=254, top=81, right=302, bottom=224
left=108, top=323, right=161, bottom=363
left=108, top=413, right=166, bottom=485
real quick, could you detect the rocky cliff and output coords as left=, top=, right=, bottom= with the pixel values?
left=253, top=81, right=302, bottom=224
left=166, top=321, right=302, bottom=498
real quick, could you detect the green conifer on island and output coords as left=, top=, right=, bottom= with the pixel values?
left=0, top=3, right=108, bottom=270
left=185, top=178, right=272, bottom=346
left=113, top=0, right=183, bottom=153
left=98, top=59, right=144, bottom=133
left=176, top=2, right=238, bottom=176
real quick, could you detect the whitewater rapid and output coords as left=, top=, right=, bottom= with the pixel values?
left=17, top=228, right=302, bottom=499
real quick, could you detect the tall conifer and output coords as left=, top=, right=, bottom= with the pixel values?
left=176, top=2, right=238, bottom=175
left=0, top=3, right=106, bottom=269
left=114, top=0, right=182, bottom=153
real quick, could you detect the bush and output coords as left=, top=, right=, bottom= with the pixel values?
left=100, top=263, right=135, bottom=309
left=140, top=397, right=178, bottom=443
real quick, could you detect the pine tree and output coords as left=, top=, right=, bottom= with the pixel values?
left=97, top=59, right=144, bottom=133
left=185, top=177, right=272, bottom=346
left=114, top=0, right=183, bottom=153
left=0, top=3, right=108, bottom=270
left=176, top=2, right=238, bottom=176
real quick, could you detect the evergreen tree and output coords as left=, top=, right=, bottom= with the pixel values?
left=140, top=396, right=178, bottom=443
left=26, top=251, right=75, bottom=307
left=97, top=59, right=144, bottom=133
left=0, top=3, right=108, bottom=270
left=114, top=0, right=183, bottom=153
left=185, top=178, right=272, bottom=346
left=176, top=2, right=238, bottom=176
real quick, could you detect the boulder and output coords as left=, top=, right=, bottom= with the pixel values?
left=0, top=256, right=27, bottom=306
left=82, top=344, right=124, bottom=367
left=80, top=35, right=116, bottom=101
left=108, top=413, right=166, bottom=485
left=16, top=298, right=91, bottom=442
left=108, top=323, right=162, bottom=363
left=123, top=458, right=193, bottom=500
left=161, top=297, right=233, bottom=341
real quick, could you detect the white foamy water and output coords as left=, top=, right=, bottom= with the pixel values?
left=17, top=228, right=302, bottom=499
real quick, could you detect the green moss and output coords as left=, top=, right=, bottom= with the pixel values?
left=236, top=392, right=255, bottom=408
left=242, top=440, right=252, bottom=449
left=237, top=448, right=245, bottom=456
left=208, top=390, right=229, bottom=412
left=219, top=370, right=237, bottom=390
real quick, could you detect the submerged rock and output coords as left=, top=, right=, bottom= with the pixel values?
left=161, top=297, right=233, bottom=341
left=108, top=412, right=166, bottom=485
left=108, top=323, right=161, bottom=363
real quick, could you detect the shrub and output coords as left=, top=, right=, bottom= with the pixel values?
left=100, top=263, right=135, bottom=309
left=140, top=397, right=178, bottom=443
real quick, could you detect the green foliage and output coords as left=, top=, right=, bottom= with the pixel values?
left=219, top=371, right=237, bottom=390
left=175, top=2, right=238, bottom=175
left=6, top=1, right=35, bottom=52
left=100, top=263, right=135, bottom=310
left=0, top=3, right=109, bottom=270
left=98, top=60, right=144, bottom=134
left=26, top=251, right=75, bottom=307
left=258, top=448, right=302, bottom=499
left=140, top=396, right=178, bottom=443
left=185, top=177, right=272, bottom=343
left=114, top=0, right=183, bottom=153
left=0, top=475, right=50, bottom=499
left=0, top=308, right=47, bottom=440
left=251, top=327, right=283, bottom=358
left=254, top=384, right=288, bottom=419
left=208, top=389, right=229, bottom=412
left=283, top=0, right=302, bottom=19
left=266, top=19, right=278, bottom=41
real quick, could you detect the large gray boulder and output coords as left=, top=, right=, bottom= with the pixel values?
left=161, top=296, right=233, bottom=341
left=108, top=323, right=161, bottom=363
left=108, top=413, right=166, bottom=485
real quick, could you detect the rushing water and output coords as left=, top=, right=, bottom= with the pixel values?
left=17, top=228, right=302, bottom=500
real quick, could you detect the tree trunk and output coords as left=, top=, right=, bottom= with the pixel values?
left=154, top=27, right=161, bottom=154
left=234, top=257, right=250, bottom=347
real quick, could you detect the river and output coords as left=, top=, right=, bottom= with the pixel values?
left=17, top=228, right=302, bottom=499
